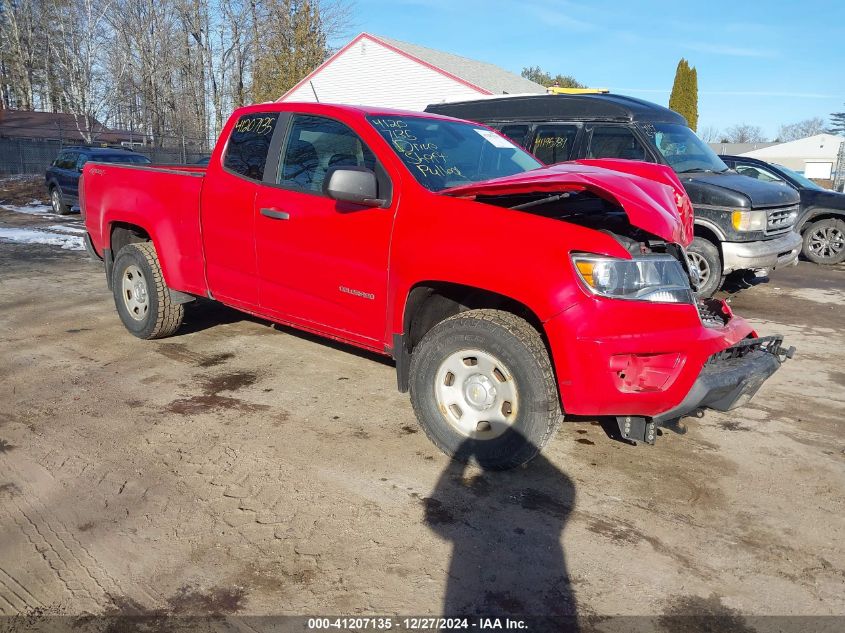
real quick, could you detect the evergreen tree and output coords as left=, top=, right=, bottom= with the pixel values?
left=668, top=58, right=699, bottom=131
left=687, top=65, right=699, bottom=131
left=830, top=105, right=845, bottom=135
left=252, top=0, right=329, bottom=103
left=521, top=66, right=584, bottom=89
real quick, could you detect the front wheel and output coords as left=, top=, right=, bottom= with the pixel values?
left=50, top=187, right=72, bottom=215
left=802, top=218, right=845, bottom=265
left=111, top=242, right=184, bottom=339
left=409, top=309, right=562, bottom=470
left=686, top=236, right=723, bottom=297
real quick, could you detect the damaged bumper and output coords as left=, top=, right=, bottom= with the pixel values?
left=721, top=231, right=801, bottom=273
left=615, top=336, right=793, bottom=444
left=653, top=335, right=794, bottom=424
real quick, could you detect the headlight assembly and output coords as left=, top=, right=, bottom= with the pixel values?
left=572, top=253, right=694, bottom=304
left=731, top=209, right=767, bottom=232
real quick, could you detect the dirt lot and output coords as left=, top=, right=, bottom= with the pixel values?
left=0, top=197, right=844, bottom=626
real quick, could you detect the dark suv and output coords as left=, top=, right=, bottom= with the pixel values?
left=45, top=146, right=150, bottom=215
left=426, top=95, right=802, bottom=296
left=720, top=154, right=845, bottom=265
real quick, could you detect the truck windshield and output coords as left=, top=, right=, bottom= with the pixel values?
left=642, top=123, right=728, bottom=174
left=367, top=115, right=541, bottom=191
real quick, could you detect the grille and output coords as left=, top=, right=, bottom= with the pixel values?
left=766, top=204, right=799, bottom=235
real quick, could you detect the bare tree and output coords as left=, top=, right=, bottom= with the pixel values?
left=725, top=123, right=767, bottom=144
left=777, top=117, right=826, bottom=142
left=698, top=125, right=721, bottom=142
left=48, top=0, right=127, bottom=142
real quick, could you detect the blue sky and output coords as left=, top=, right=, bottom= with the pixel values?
left=352, top=0, right=845, bottom=139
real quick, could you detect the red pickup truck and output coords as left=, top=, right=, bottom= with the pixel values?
left=82, top=102, right=792, bottom=468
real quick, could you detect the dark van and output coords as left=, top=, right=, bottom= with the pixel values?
left=425, top=94, right=801, bottom=296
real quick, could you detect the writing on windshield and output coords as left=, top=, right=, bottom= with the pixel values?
left=368, top=116, right=541, bottom=191
left=641, top=122, right=727, bottom=174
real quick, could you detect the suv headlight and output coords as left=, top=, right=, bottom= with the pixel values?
left=572, top=253, right=694, bottom=304
left=731, top=209, right=767, bottom=232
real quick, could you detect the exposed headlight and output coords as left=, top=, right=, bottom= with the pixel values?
left=572, top=253, right=694, bottom=304
left=731, top=210, right=767, bottom=232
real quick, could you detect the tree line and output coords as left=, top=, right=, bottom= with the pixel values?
left=0, top=0, right=349, bottom=148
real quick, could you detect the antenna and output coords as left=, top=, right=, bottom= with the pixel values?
left=310, top=81, right=320, bottom=103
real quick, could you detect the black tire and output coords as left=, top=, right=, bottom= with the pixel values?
left=409, top=309, right=562, bottom=470
left=49, top=186, right=72, bottom=215
left=686, top=236, right=723, bottom=297
left=802, top=218, right=845, bottom=265
left=111, top=242, right=184, bottom=339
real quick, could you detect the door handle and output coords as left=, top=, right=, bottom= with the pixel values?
left=260, top=207, right=290, bottom=220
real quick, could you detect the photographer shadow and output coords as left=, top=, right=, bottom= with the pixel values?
left=424, top=433, right=578, bottom=624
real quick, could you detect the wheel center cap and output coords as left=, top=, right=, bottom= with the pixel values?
left=463, top=374, right=497, bottom=410
left=135, top=282, right=146, bottom=302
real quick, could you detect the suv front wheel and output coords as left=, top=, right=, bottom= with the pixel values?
left=50, top=186, right=72, bottom=215
left=409, top=309, right=562, bottom=470
left=687, top=236, right=723, bottom=297
left=802, top=218, right=845, bottom=265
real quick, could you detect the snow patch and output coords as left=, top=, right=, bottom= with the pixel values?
left=47, top=224, right=87, bottom=234
left=1, top=203, right=55, bottom=216
left=0, top=227, right=84, bottom=250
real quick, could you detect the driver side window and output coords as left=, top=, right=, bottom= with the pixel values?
left=736, top=164, right=783, bottom=183
left=279, top=114, right=376, bottom=194
left=587, top=126, right=648, bottom=161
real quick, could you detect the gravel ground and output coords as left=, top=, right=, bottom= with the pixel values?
left=0, top=202, right=843, bottom=627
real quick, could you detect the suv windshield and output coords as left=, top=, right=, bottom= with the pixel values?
left=367, top=115, right=541, bottom=191
left=774, top=163, right=824, bottom=190
left=642, top=123, right=728, bottom=174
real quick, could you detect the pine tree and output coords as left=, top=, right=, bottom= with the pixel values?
left=687, top=65, right=699, bottom=131
left=668, top=58, right=699, bottom=131
left=830, top=105, right=845, bottom=135
left=252, top=0, right=329, bottom=103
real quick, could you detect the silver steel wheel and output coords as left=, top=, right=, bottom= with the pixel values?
left=808, top=225, right=845, bottom=260
left=51, top=189, right=62, bottom=214
left=121, top=264, right=149, bottom=321
left=434, top=349, right=519, bottom=439
left=687, top=251, right=710, bottom=292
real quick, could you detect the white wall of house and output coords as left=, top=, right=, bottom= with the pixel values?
left=740, top=133, right=843, bottom=176
left=280, top=36, right=487, bottom=111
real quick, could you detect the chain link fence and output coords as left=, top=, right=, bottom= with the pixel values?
left=0, top=137, right=211, bottom=175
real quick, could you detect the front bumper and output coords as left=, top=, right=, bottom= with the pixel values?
left=721, top=231, right=801, bottom=273
left=652, top=336, right=792, bottom=424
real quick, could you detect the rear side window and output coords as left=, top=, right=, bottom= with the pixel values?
left=223, top=113, right=280, bottom=180
left=532, top=125, right=578, bottom=164
left=498, top=124, right=531, bottom=148
left=587, top=126, right=648, bottom=160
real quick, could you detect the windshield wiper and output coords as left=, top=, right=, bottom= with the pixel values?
left=510, top=192, right=572, bottom=210
left=677, top=168, right=715, bottom=174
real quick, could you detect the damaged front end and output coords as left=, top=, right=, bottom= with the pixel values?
left=444, top=161, right=794, bottom=445
left=617, top=336, right=796, bottom=445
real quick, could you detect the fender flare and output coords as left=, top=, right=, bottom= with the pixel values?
left=796, top=206, right=845, bottom=232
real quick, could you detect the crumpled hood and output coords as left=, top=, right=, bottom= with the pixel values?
left=441, top=159, right=694, bottom=246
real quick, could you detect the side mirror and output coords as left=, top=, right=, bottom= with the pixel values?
left=323, top=167, right=386, bottom=207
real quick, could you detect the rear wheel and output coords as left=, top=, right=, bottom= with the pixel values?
left=802, top=218, right=845, bottom=265
left=111, top=242, right=184, bottom=339
left=409, top=309, right=562, bottom=470
left=50, top=186, right=72, bottom=215
left=687, top=236, right=723, bottom=297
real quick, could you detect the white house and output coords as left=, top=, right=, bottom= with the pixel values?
left=736, top=134, right=844, bottom=179
left=279, top=33, right=546, bottom=111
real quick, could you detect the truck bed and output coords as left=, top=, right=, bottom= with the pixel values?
left=82, top=162, right=209, bottom=296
